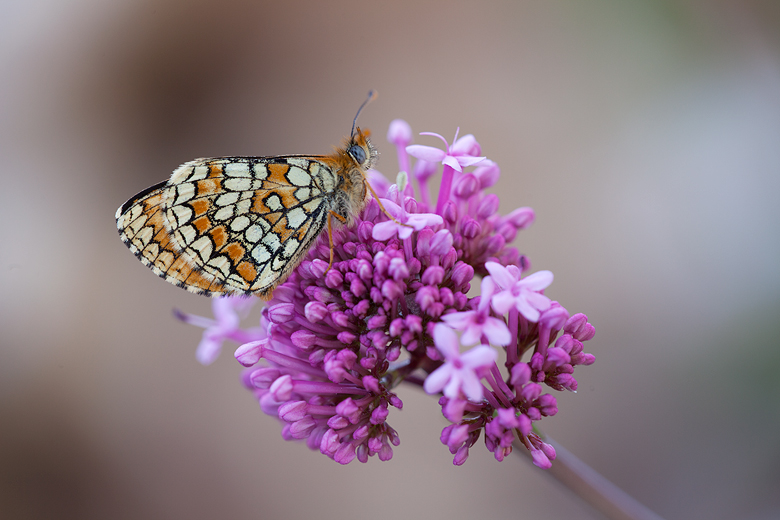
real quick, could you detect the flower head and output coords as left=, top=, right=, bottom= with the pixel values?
left=178, top=119, right=595, bottom=466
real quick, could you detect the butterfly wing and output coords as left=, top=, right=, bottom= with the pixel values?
left=116, top=181, right=229, bottom=295
left=117, top=156, right=338, bottom=297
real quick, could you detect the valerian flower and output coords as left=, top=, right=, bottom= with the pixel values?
left=174, top=297, right=261, bottom=365
left=406, top=129, right=486, bottom=172
left=178, top=120, right=595, bottom=466
left=423, top=323, right=497, bottom=401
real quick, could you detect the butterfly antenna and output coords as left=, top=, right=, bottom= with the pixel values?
left=351, top=90, right=378, bottom=138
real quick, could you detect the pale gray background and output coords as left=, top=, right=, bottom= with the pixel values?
left=2, top=1, right=779, bottom=519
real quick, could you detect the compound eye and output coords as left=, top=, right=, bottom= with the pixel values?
left=348, top=144, right=367, bottom=165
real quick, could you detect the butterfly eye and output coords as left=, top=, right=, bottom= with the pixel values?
left=348, top=144, right=367, bottom=165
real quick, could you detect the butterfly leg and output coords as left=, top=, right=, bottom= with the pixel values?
left=361, top=171, right=414, bottom=229
left=326, top=211, right=348, bottom=273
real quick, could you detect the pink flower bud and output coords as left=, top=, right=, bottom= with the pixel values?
left=291, top=330, right=318, bottom=349
left=278, top=401, right=308, bottom=421
left=387, top=119, right=413, bottom=146
left=266, top=303, right=294, bottom=324
left=422, top=265, right=445, bottom=285
left=450, top=261, right=474, bottom=288
left=510, top=362, right=532, bottom=386
left=473, top=160, right=500, bottom=189
left=413, top=159, right=438, bottom=181
left=442, top=201, right=458, bottom=224
left=453, top=173, right=479, bottom=199
left=249, top=366, right=280, bottom=388
left=357, top=221, right=374, bottom=242
left=506, top=207, right=535, bottom=229
left=477, top=193, right=500, bottom=218
left=270, top=375, right=293, bottom=401
left=430, top=230, right=453, bottom=256
left=462, top=218, right=482, bottom=238
left=235, top=339, right=265, bottom=367
left=325, top=269, right=343, bottom=288
left=304, top=301, right=328, bottom=323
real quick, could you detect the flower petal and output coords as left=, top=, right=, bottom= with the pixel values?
left=485, top=262, right=517, bottom=289
left=442, top=155, right=463, bottom=172
left=521, top=270, right=554, bottom=291
left=479, top=277, right=497, bottom=309
left=423, top=364, right=452, bottom=394
left=441, top=311, right=473, bottom=330
left=490, top=290, right=516, bottom=315
left=459, top=324, right=481, bottom=346
left=406, top=212, right=444, bottom=229
left=377, top=198, right=403, bottom=219
left=455, top=155, right=486, bottom=168
left=443, top=372, right=465, bottom=399
left=450, top=134, right=481, bottom=155
left=372, top=220, right=401, bottom=241
left=459, top=372, right=485, bottom=402
left=461, top=344, right=498, bottom=369
left=432, top=323, right=460, bottom=358
left=515, top=298, right=541, bottom=322
left=450, top=134, right=482, bottom=155
left=525, top=292, right=552, bottom=313
left=396, top=224, right=414, bottom=240
left=406, top=144, right=446, bottom=162
left=196, top=336, right=222, bottom=365
left=483, top=317, right=511, bottom=346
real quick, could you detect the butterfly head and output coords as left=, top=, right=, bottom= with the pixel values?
left=345, top=90, right=378, bottom=171
left=347, top=127, right=377, bottom=171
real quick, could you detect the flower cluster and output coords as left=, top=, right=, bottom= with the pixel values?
left=177, top=119, right=595, bottom=466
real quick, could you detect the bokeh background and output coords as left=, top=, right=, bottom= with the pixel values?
left=2, top=1, right=779, bottom=519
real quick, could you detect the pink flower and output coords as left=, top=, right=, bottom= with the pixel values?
left=441, top=277, right=511, bottom=346
left=484, top=261, right=553, bottom=322
left=441, top=307, right=510, bottom=346
left=423, top=323, right=497, bottom=401
left=372, top=198, right=443, bottom=240
left=174, top=296, right=262, bottom=365
left=406, top=128, right=486, bottom=172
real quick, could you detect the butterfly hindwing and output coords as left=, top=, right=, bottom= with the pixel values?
left=116, top=182, right=228, bottom=295
left=117, top=156, right=339, bottom=296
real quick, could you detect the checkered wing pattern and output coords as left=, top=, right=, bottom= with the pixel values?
left=117, top=156, right=337, bottom=297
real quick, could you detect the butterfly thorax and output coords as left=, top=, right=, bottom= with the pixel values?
left=323, top=127, right=376, bottom=226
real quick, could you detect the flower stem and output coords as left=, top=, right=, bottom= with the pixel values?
left=513, top=436, right=666, bottom=520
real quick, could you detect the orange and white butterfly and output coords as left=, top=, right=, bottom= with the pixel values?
left=116, top=91, right=388, bottom=298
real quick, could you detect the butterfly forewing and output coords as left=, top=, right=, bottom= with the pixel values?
left=117, top=155, right=340, bottom=297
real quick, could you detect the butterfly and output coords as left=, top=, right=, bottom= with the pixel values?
left=116, top=91, right=394, bottom=298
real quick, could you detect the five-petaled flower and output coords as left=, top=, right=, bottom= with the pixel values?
left=407, top=129, right=486, bottom=172
left=483, top=261, right=553, bottom=322
left=423, top=323, right=497, bottom=401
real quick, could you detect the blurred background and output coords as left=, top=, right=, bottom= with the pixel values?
left=2, top=0, right=779, bottom=519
